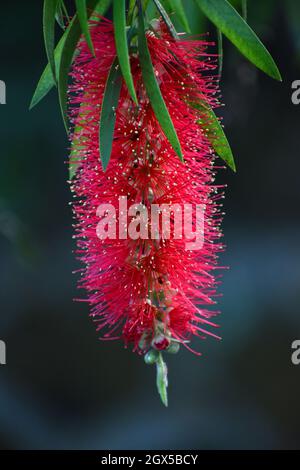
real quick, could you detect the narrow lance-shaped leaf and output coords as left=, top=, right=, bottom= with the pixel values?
left=127, top=0, right=137, bottom=26
left=152, top=0, right=178, bottom=40
left=113, top=0, right=138, bottom=103
left=43, top=0, right=59, bottom=83
left=58, top=0, right=100, bottom=132
left=182, top=1, right=207, bottom=37
left=55, top=0, right=65, bottom=29
left=61, top=1, right=70, bottom=23
left=29, top=17, right=73, bottom=110
left=144, top=0, right=151, bottom=11
left=30, top=0, right=111, bottom=111
left=195, top=0, right=282, bottom=81
left=137, top=3, right=183, bottom=160
left=192, top=101, right=236, bottom=172
left=58, top=18, right=82, bottom=132
left=93, top=0, right=112, bottom=16
left=99, top=58, right=122, bottom=171
left=166, top=0, right=191, bottom=32
left=75, top=0, right=95, bottom=56
left=69, top=0, right=113, bottom=179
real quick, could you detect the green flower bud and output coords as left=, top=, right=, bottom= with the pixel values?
left=144, top=349, right=159, bottom=365
left=166, top=342, right=180, bottom=354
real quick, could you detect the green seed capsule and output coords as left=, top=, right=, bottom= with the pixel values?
left=166, top=342, right=180, bottom=354
left=144, top=349, right=159, bottom=365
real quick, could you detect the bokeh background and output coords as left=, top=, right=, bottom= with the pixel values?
left=0, top=0, right=300, bottom=450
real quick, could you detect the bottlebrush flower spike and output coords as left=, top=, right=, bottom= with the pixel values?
left=69, top=17, right=225, bottom=405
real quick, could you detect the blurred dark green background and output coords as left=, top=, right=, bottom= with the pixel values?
left=0, top=0, right=300, bottom=450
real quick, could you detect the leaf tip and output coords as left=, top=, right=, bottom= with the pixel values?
left=268, top=62, right=282, bottom=82
left=88, top=40, right=96, bottom=58
left=100, top=160, right=108, bottom=172
left=132, top=92, right=139, bottom=106
left=230, top=159, right=237, bottom=172
left=100, top=150, right=109, bottom=172
left=29, top=91, right=38, bottom=110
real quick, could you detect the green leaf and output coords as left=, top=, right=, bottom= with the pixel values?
left=61, top=1, right=70, bottom=23
left=195, top=0, right=282, bottom=81
left=55, top=1, right=65, bottom=29
left=30, top=0, right=111, bottom=112
left=92, top=0, right=112, bottom=17
left=69, top=1, right=112, bottom=179
left=99, top=58, right=122, bottom=171
left=166, top=0, right=191, bottom=32
left=156, top=352, right=168, bottom=407
left=58, top=19, right=82, bottom=132
left=58, top=0, right=101, bottom=133
left=193, top=101, right=236, bottom=171
left=128, top=0, right=137, bottom=25
left=75, top=0, right=95, bottom=56
left=152, top=0, right=178, bottom=40
left=138, top=4, right=183, bottom=160
left=145, top=0, right=157, bottom=20
left=43, top=0, right=59, bottom=83
left=181, top=0, right=207, bottom=36
left=29, top=19, right=71, bottom=110
left=113, top=0, right=138, bottom=103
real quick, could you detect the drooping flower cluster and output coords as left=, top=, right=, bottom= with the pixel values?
left=69, top=18, right=224, bottom=358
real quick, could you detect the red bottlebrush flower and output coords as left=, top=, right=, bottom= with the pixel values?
left=69, top=18, right=225, bottom=405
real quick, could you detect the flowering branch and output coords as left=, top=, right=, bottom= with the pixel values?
left=29, top=0, right=282, bottom=406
